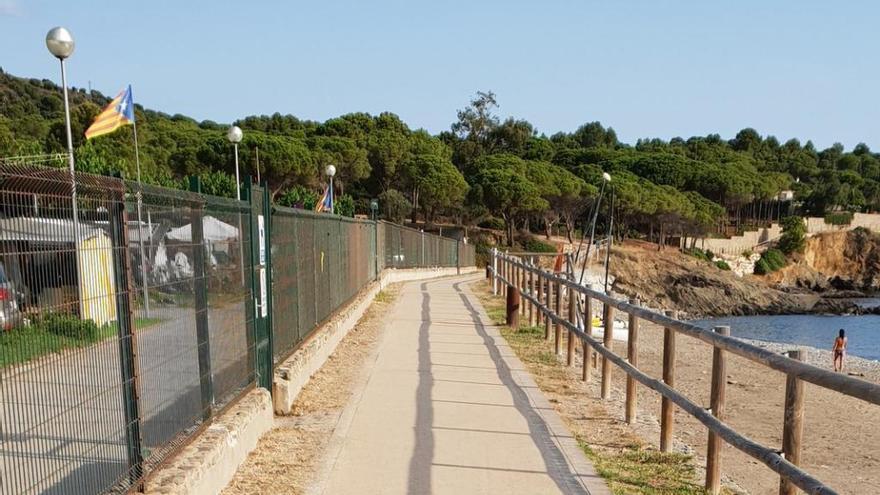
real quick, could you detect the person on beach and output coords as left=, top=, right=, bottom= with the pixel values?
left=832, top=329, right=847, bottom=372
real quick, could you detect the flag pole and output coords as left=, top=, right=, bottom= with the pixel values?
left=132, top=111, right=151, bottom=317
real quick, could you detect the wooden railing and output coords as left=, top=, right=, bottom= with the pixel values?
left=489, top=250, right=880, bottom=495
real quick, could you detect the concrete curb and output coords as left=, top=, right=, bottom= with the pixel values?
left=143, top=388, right=273, bottom=495
left=273, top=266, right=479, bottom=415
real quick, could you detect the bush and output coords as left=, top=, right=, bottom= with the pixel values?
left=277, top=185, right=318, bottom=210
left=38, top=313, right=101, bottom=341
left=741, top=249, right=753, bottom=258
left=478, top=217, right=506, bottom=231
left=777, top=216, right=806, bottom=255
left=522, top=237, right=557, bottom=253
left=684, top=248, right=711, bottom=262
left=334, top=194, right=355, bottom=217
left=715, top=260, right=731, bottom=271
left=764, top=248, right=786, bottom=270
left=754, top=258, right=770, bottom=275
left=753, top=248, right=787, bottom=275
left=824, top=211, right=854, bottom=226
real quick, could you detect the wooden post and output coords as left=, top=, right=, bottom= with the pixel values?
left=515, top=262, right=523, bottom=317
left=506, top=273, right=520, bottom=328
left=625, top=298, right=640, bottom=424
left=536, top=267, right=544, bottom=325
left=660, top=309, right=677, bottom=452
left=567, top=283, right=576, bottom=366
left=544, top=273, right=552, bottom=340
left=528, top=264, right=535, bottom=326
left=554, top=279, right=562, bottom=355
left=583, top=295, right=593, bottom=381
left=601, top=303, right=614, bottom=399
left=779, top=349, right=805, bottom=495
left=706, top=325, right=730, bottom=494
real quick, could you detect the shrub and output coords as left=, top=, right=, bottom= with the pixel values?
left=764, top=248, right=786, bottom=270
left=684, top=248, right=711, bottom=262
left=777, top=216, right=806, bottom=255
left=523, top=237, right=557, bottom=253
left=705, top=249, right=715, bottom=260
left=38, top=313, right=101, bottom=341
left=753, top=248, right=787, bottom=275
left=742, top=249, right=753, bottom=258
left=277, top=185, right=318, bottom=210
left=334, top=194, right=355, bottom=217
left=754, top=258, right=770, bottom=275
left=824, top=211, right=854, bottom=226
left=715, top=260, right=731, bottom=271
left=478, top=217, right=506, bottom=231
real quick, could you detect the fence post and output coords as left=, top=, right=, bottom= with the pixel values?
left=536, top=265, right=544, bottom=325
left=660, top=309, right=677, bottom=452
left=601, top=303, right=614, bottom=399
left=706, top=325, right=730, bottom=494
left=456, top=239, right=461, bottom=274
left=567, top=281, right=576, bottom=366
left=779, top=349, right=805, bottom=495
left=492, top=248, right=498, bottom=295
left=554, top=277, right=562, bottom=356
left=544, top=272, right=552, bottom=340
left=518, top=261, right=525, bottom=317
left=506, top=267, right=520, bottom=328
left=528, top=263, right=535, bottom=326
left=583, top=294, right=592, bottom=381
left=626, top=298, right=640, bottom=424
left=189, top=178, right=214, bottom=419
left=108, top=182, right=144, bottom=488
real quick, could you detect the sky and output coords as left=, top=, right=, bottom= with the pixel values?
left=2, top=0, right=879, bottom=150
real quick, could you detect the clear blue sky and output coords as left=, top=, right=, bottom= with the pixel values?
left=2, top=0, right=878, bottom=150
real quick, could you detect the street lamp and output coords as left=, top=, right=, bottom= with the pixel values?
left=325, top=164, right=336, bottom=213
left=46, top=26, right=83, bottom=316
left=227, top=125, right=243, bottom=200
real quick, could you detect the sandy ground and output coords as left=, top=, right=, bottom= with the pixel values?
left=221, top=285, right=400, bottom=495
left=472, top=279, right=880, bottom=495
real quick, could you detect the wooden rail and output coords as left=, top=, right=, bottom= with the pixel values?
left=489, top=252, right=880, bottom=495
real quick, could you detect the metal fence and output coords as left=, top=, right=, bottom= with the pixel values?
left=0, top=162, right=475, bottom=494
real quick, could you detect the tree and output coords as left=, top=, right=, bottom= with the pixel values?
left=378, top=189, right=412, bottom=223
left=473, top=165, right=547, bottom=245
left=777, top=216, right=806, bottom=255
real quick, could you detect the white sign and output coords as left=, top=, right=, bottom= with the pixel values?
left=259, top=267, right=268, bottom=318
left=258, top=214, right=266, bottom=266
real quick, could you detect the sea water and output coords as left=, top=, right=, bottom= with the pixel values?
left=692, top=309, right=880, bottom=361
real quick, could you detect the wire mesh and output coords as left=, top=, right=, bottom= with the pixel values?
left=0, top=161, right=476, bottom=494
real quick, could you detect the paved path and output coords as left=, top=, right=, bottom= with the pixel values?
left=317, top=275, right=609, bottom=495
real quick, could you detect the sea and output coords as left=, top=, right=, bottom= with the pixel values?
left=692, top=299, right=880, bottom=361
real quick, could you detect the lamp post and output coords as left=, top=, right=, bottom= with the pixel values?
left=325, top=164, right=337, bottom=213
left=227, top=125, right=243, bottom=199
left=46, top=26, right=84, bottom=316
left=576, top=172, right=611, bottom=288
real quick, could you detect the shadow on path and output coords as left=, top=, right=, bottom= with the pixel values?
left=407, top=282, right=434, bottom=494
left=452, top=281, right=588, bottom=495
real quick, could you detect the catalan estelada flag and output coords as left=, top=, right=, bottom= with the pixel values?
left=315, top=186, right=332, bottom=212
left=85, top=85, right=135, bottom=139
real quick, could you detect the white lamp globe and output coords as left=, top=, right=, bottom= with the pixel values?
left=46, top=27, right=75, bottom=59
left=226, top=125, right=243, bottom=144
left=325, top=164, right=337, bottom=177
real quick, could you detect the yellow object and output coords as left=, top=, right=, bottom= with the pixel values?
left=78, top=235, right=117, bottom=326
left=592, top=317, right=601, bottom=328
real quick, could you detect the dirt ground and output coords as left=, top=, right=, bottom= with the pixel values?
left=471, top=279, right=880, bottom=495
left=221, top=285, right=400, bottom=495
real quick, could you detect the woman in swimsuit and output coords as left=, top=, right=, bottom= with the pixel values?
left=832, top=329, right=847, bottom=372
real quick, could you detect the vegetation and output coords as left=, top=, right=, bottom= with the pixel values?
left=777, top=216, right=807, bottom=255
left=522, top=237, right=558, bottom=253
left=0, top=314, right=162, bottom=367
left=5, top=70, right=880, bottom=238
left=754, top=248, right=787, bottom=275
left=824, top=211, right=854, bottom=226
left=715, top=260, right=731, bottom=271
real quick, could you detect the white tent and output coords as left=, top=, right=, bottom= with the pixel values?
left=166, top=216, right=239, bottom=243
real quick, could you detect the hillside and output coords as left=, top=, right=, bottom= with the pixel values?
left=769, top=228, right=880, bottom=292
left=4, top=68, right=880, bottom=242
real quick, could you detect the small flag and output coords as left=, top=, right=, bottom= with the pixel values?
left=315, top=186, right=332, bottom=212
left=85, top=85, right=135, bottom=139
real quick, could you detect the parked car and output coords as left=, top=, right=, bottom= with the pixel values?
left=0, top=261, right=24, bottom=330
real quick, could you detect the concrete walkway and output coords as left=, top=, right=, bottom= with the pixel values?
left=317, top=275, right=609, bottom=495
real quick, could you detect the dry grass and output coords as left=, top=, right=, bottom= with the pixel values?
left=471, top=280, right=717, bottom=495
left=222, top=284, right=401, bottom=495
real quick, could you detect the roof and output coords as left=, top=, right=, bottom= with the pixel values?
left=166, top=216, right=239, bottom=243
left=0, top=217, right=107, bottom=243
